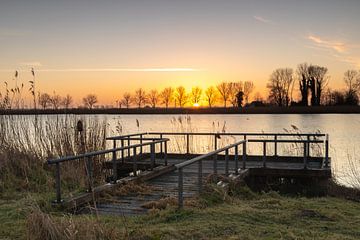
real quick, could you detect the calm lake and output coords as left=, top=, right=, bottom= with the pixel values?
left=102, top=113, right=359, bottom=186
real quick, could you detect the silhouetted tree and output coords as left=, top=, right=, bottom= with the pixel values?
left=308, top=65, right=328, bottom=106
left=297, top=63, right=310, bottom=106
left=133, top=88, right=147, bottom=108
left=253, top=92, right=263, bottom=102
left=121, top=92, right=132, bottom=108
left=243, top=81, right=254, bottom=104
left=344, top=70, right=359, bottom=92
left=205, top=86, right=218, bottom=108
left=175, top=86, right=187, bottom=108
left=38, top=93, right=51, bottom=109
left=83, top=94, right=98, bottom=109
left=50, top=92, right=62, bottom=109
left=217, top=82, right=231, bottom=107
left=148, top=89, right=159, bottom=108
left=236, top=91, right=244, bottom=107
left=229, top=82, right=243, bottom=107
left=160, top=87, right=173, bottom=108
left=267, top=68, right=294, bottom=107
left=345, top=90, right=359, bottom=105
left=62, top=94, right=73, bottom=109
left=190, top=86, right=202, bottom=105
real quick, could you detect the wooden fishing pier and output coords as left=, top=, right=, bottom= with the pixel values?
left=47, top=132, right=331, bottom=215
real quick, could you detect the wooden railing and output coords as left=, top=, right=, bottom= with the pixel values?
left=47, top=138, right=169, bottom=203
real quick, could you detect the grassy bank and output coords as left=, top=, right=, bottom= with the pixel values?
left=1, top=188, right=360, bottom=239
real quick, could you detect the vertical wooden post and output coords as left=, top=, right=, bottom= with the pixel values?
left=140, top=134, right=143, bottom=154
left=160, top=134, right=163, bottom=155
left=325, top=134, right=329, bottom=168
left=150, top=143, right=155, bottom=170
left=178, top=168, right=183, bottom=208
left=242, top=141, right=247, bottom=169
left=213, top=153, right=218, bottom=174
left=55, top=163, right=62, bottom=203
left=186, top=133, right=190, bottom=155
left=274, top=134, right=278, bottom=156
left=303, top=142, right=307, bottom=169
left=86, top=156, right=93, bottom=192
left=225, top=149, right=229, bottom=175
left=164, top=140, right=168, bottom=166
left=133, top=147, right=137, bottom=176
left=127, top=136, right=131, bottom=158
left=262, top=142, right=267, bottom=168
left=198, top=160, right=202, bottom=193
left=121, top=139, right=124, bottom=164
left=214, top=134, right=217, bottom=151
left=234, top=145, right=239, bottom=174
left=112, top=140, right=117, bottom=183
left=307, top=135, right=310, bottom=157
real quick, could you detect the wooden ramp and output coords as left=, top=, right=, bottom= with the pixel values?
left=91, top=156, right=330, bottom=216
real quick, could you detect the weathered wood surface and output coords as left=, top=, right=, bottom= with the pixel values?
left=90, top=156, right=331, bottom=216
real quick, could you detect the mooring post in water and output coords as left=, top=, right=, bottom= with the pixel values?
left=133, top=146, right=137, bottom=176
left=112, top=140, right=117, bottom=183
left=303, top=141, right=308, bottom=169
left=262, top=141, right=267, bottom=168
left=234, top=145, right=239, bottom=174
left=225, top=149, right=229, bottom=175
left=325, top=134, right=329, bottom=168
left=55, top=162, right=62, bottom=203
left=242, top=140, right=247, bottom=169
left=178, top=168, right=183, bottom=208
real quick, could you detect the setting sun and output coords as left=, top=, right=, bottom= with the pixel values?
left=193, top=103, right=200, bottom=108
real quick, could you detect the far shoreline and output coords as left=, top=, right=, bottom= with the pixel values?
left=1, top=105, right=360, bottom=115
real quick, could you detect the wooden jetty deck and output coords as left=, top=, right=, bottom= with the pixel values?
left=47, top=132, right=331, bottom=216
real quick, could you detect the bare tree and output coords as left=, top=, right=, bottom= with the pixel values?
left=83, top=94, right=98, bottom=109
left=243, top=81, right=254, bottom=104
left=50, top=93, right=62, bottom=109
left=308, top=65, right=328, bottom=106
left=205, top=86, right=218, bottom=107
left=121, top=92, right=132, bottom=108
left=217, top=82, right=231, bottom=107
left=228, top=82, right=243, bottom=107
left=190, top=86, right=202, bottom=105
left=253, top=92, right=263, bottom=102
left=62, top=94, right=73, bottom=109
left=267, top=68, right=294, bottom=107
left=133, top=88, right=147, bottom=108
left=38, top=93, right=51, bottom=109
left=344, top=70, right=359, bottom=92
left=160, top=87, right=173, bottom=108
left=297, top=63, right=310, bottom=106
left=175, top=86, right=187, bottom=108
left=148, top=89, right=159, bottom=108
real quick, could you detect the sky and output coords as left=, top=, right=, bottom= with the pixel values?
left=0, top=0, right=360, bottom=105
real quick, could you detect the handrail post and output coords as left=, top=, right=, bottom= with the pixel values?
left=198, top=160, right=202, bottom=193
left=133, top=147, right=137, bottom=176
left=325, top=134, right=329, bottom=168
left=307, top=135, right=310, bottom=157
left=127, top=136, right=131, bottom=158
left=214, top=134, right=217, bottom=151
left=225, top=149, right=229, bottom=175
left=140, top=134, right=143, bottom=155
left=121, top=139, right=124, bottom=164
left=242, top=140, right=247, bottom=169
left=150, top=143, right=155, bottom=170
left=178, top=168, right=183, bottom=209
left=186, top=133, right=190, bottom=155
left=213, top=152, right=218, bottom=174
left=303, top=142, right=307, bottom=169
left=274, top=134, right=278, bottom=156
left=263, top=142, right=267, bottom=168
left=55, top=163, right=62, bottom=203
left=112, top=143, right=117, bottom=183
left=86, top=156, right=93, bottom=192
left=234, top=145, right=239, bottom=174
left=160, top=134, right=163, bottom=155
left=164, top=140, right=168, bottom=166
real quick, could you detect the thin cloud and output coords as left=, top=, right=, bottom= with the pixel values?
left=0, top=68, right=204, bottom=72
left=253, top=15, right=273, bottom=24
left=307, top=34, right=347, bottom=53
left=19, top=61, right=43, bottom=67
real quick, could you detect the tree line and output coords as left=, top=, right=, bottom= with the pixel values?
left=1, top=64, right=360, bottom=110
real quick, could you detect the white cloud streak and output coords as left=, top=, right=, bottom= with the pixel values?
left=253, top=15, right=273, bottom=24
